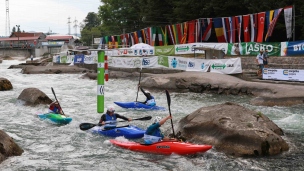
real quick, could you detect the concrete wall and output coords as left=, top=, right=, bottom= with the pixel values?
left=0, top=49, right=31, bottom=57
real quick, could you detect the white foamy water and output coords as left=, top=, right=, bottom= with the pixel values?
left=1, top=60, right=304, bottom=171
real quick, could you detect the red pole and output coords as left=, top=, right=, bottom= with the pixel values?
left=105, top=55, right=108, bottom=81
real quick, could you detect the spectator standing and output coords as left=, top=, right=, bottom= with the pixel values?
left=256, top=50, right=264, bottom=77
left=263, top=49, right=269, bottom=68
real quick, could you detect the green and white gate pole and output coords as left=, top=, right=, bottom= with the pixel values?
left=97, top=51, right=105, bottom=113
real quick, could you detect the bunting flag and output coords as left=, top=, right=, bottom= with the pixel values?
left=256, top=12, right=266, bottom=42
left=196, top=19, right=201, bottom=42
left=133, top=31, right=139, bottom=44
left=213, top=17, right=226, bottom=42
left=265, top=8, right=282, bottom=41
left=167, top=25, right=175, bottom=45
left=141, top=29, right=146, bottom=44
left=187, top=20, right=196, bottom=43
left=228, top=17, right=236, bottom=43
left=104, top=36, right=109, bottom=44
left=180, top=22, right=188, bottom=44
left=116, top=35, right=121, bottom=48
left=161, top=26, right=168, bottom=45
left=222, top=18, right=228, bottom=42
left=121, top=34, right=128, bottom=47
left=157, top=27, right=163, bottom=46
left=235, top=15, right=242, bottom=42
left=176, top=23, right=183, bottom=44
left=108, top=36, right=112, bottom=49
left=151, top=27, right=157, bottom=46
left=243, top=15, right=250, bottom=42
left=284, top=6, right=293, bottom=39
left=171, top=24, right=179, bottom=44
left=201, top=18, right=212, bottom=41
left=265, top=10, right=274, bottom=32
left=137, top=30, right=143, bottom=43
left=144, top=28, right=151, bottom=45
left=129, top=33, right=135, bottom=46
left=250, top=13, right=258, bottom=42
left=112, top=36, right=116, bottom=48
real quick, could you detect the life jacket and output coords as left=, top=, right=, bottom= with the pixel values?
left=105, top=113, right=117, bottom=127
left=49, top=103, right=60, bottom=114
left=146, top=96, right=156, bottom=106
left=144, top=124, right=163, bottom=144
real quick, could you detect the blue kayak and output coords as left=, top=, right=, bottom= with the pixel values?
left=37, top=112, right=72, bottom=125
left=114, top=101, right=166, bottom=110
left=89, top=125, right=145, bottom=139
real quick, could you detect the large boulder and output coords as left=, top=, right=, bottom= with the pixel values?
left=0, top=78, right=13, bottom=91
left=21, top=65, right=93, bottom=74
left=0, top=130, right=24, bottom=164
left=17, top=88, right=52, bottom=106
left=173, top=102, right=289, bottom=157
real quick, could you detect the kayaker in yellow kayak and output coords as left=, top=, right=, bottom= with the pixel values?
left=144, top=115, right=174, bottom=144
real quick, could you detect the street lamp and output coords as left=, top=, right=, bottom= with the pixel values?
left=16, top=25, right=20, bottom=48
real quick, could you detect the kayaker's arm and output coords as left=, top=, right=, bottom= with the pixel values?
left=159, top=115, right=172, bottom=126
left=98, top=114, right=107, bottom=125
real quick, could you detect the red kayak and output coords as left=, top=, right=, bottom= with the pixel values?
left=109, top=139, right=212, bottom=155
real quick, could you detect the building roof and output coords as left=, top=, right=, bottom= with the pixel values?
left=11, top=32, right=44, bottom=37
left=0, top=36, right=40, bottom=41
left=45, top=35, right=79, bottom=40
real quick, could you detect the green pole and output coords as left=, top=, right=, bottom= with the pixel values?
left=97, top=51, right=105, bottom=113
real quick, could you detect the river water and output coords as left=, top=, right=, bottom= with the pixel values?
left=0, top=60, right=304, bottom=171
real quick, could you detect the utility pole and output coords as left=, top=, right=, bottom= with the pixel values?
left=73, top=17, right=78, bottom=37
left=16, top=25, right=20, bottom=48
left=67, top=17, right=71, bottom=35
left=5, top=0, right=10, bottom=36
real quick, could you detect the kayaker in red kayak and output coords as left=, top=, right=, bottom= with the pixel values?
left=49, top=101, right=64, bottom=115
left=144, top=115, right=175, bottom=144
left=98, top=105, right=132, bottom=126
left=138, top=84, right=156, bottom=106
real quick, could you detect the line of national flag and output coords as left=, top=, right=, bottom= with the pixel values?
left=99, top=6, right=292, bottom=48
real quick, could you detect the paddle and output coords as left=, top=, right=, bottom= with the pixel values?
left=79, top=116, right=152, bottom=131
left=51, top=87, right=65, bottom=115
left=165, top=89, right=175, bottom=138
left=135, top=67, right=142, bottom=102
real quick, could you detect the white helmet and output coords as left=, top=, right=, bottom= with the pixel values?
left=154, top=116, right=161, bottom=123
left=145, top=90, right=150, bottom=94
left=107, top=105, right=115, bottom=112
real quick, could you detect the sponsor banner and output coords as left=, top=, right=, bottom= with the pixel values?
left=109, top=57, right=141, bottom=68
left=66, top=55, right=74, bottom=63
left=175, top=44, right=192, bottom=54
left=142, top=56, right=158, bottom=68
left=227, top=42, right=280, bottom=56
left=53, top=55, right=60, bottom=63
left=280, top=40, right=304, bottom=56
left=158, top=56, right=169, bottom=67
left=168, top=56, right=188, bottom=70
left=60, top=56, right=67, bottom=63
left=42, top=41, right=65, bottom=46
left=190, top=43, right=227, bottom=54
left=84, top=55, right=96, bottom=64
left=263, top=68, right=304, bottom=81
left=111, top=48, right=155, bottom=56
left=94, top=38, right=101, bottom=44
left=210, top=58, right=242, bottom=74
left=155, top=45, right=175, bottom=56
left=186, top=58, right=210, bottom=72
left=74, top=54, right=84, bottom=64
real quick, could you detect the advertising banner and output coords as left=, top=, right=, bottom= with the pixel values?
left=167, top=56, right=188, bottom=70
left=142, top=56, right=158, bottom=68
left=263, top=68, right=304, bottom=81
left=74, top=54, right=84, bottom=64
left=158, top=56, right=169, bottom=67
left=209, top=58, right=242, bottom=74
left=110, top=57, right=141, bottom=68
left=227, top=42, right=280, bottom=56
left=60, top=56, right=67, bottom=63
left=186, top=58, right=210, bottom=72
left=280, top=41, right=304, bottom=56
left=155, top=45, right=175, bottom=56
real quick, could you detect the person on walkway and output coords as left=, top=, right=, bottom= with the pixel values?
left=144, top=115, right=173, bottom=144
left=138, top=84, right=156, bottom=106
left=256, top=50, right=264, bottom=77
left=98, top=105, right=132, bottom=126
left=263, top=49, right=269, bottom=68
left=49, top=101, right=64, bottom=115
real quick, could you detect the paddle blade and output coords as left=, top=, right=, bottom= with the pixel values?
left=79, top=123, right=97, bottom=131
left=103, top=125, right=130, bottom=130
left=165, top=90, right=171, bottom=107
left=134, top=116, right=152, bottom=121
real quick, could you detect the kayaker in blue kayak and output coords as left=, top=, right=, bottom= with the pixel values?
left=144, top=115, right=173, bottom=144
left=98, top=105, right=132, bottom=127
left=49, top=101, right=64, bottom=115
left=138, top=84, right=156, bottom=106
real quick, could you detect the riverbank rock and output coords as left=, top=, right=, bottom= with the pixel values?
left=0, top=130, right=24, bottom=164
left=20, top=65, right=93, bottom=74
left=173, top=102, right=289, bottom=157
left=0, top=78, right=13, bottom=91
left=139, top=71, right=304, bottom=106
left=17, top=88, right=52, bottom=106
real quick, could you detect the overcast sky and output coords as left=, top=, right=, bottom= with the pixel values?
left=0, top=0, right=101, bottom=37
